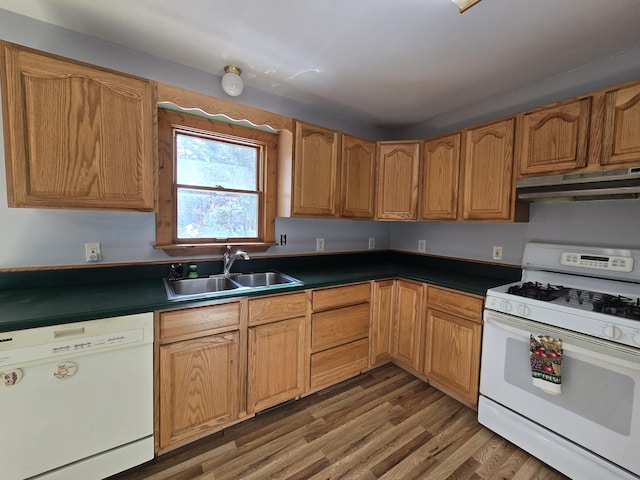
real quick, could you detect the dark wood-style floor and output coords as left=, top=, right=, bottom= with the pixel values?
left=110, top=364, right=568, bottom=480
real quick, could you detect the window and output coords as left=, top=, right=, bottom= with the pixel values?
left=156, top=109, right=277, bottom=255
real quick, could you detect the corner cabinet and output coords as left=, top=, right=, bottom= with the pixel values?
left=461, top=118, right=517, bottom=221
left=376, top=141, right=421, bottom=220
left=421, top=133, right=461, bottom=220
left=341, top=134, right=376, bottom=218
left=391, top=279, right=424, bottom=372
left=156, top=300, right=246, bottom=453
left=517, top=97, right=591, bottom=175
left=0, top=42, right=156, bottom=211
left=247, top=292, right=309, bottom=413
left=423, top=285, right=483, bottom=409
left=370, top=279, right=395, bottom=366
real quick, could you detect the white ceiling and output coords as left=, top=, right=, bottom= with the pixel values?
left=2, top=0, right=640, bottom=129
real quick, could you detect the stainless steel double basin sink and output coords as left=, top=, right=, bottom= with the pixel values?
left=163, top=272, right=303, bottom=300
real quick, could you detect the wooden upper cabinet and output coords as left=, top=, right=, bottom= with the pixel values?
left=340, top=134, right=376, bottom=218
left=421, top=133, right=461, bottom=220
left=376, top=141, right=421, bottom=220
left=292, top=121, right=340, bottom=217
left=461, top=118, right=515, bottom=221
left=602, top=82, right=640, bottom=166
left=0, top=42, right=156, bottom=211
left=518, top=98, right=591, bottom=175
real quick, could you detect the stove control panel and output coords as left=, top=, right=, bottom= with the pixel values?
left=486, top=295, right=640, bottom=350
left=560, top=251, right=633, bottom=272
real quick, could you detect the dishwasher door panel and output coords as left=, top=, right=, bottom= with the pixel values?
left=1, top=343, right=153, bottom=480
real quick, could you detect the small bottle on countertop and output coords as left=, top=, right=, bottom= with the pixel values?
left=187, top=264, right=198, bottom=279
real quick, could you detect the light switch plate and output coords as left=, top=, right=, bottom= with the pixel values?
left=316, top=238, right=325, bottom=252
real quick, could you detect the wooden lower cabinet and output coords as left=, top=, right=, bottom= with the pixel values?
left=423, top=285, right=484, bottom=409
left=423, top=310, right=481, bottom=408
left=391, top=279, right=424, bottom=371
left=247, top=316, right=307, bottom=413
left=309, top=283, right=371, bottom=390
left=158, top=332, right=241, bottom=450
left=370, top=279, right=395, bottom=366
left=156, top=300, right=245, bottom=453
left=247, top=291, right=308, bottom=413
left=310, top=339, right=369, bottom=389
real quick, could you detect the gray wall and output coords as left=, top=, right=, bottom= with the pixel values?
left=390, top=200, right=640, bottom=265
left=0, top=9, right=639, bottom=270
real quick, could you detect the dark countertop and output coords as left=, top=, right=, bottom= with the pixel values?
left=0, top=252, right=521, bottom=333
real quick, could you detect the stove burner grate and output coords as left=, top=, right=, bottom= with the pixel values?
left=507, top=282, right=567, bottom=301
left=507, top=282, right=640, bottom=321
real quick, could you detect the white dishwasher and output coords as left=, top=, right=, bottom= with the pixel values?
left=0, top=312, right=154, bottom=480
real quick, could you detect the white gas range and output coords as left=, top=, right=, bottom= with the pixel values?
left=479, top=242, right=640, bottom=480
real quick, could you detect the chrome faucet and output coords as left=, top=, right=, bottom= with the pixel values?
left=223, top=245, right=250, bottom=276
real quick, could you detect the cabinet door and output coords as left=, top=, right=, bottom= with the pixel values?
left=424, top=309, right=481, bottom=408
left=392, top=280, right=423, bottom=371
left=461, top=118, right=515, bottom=221
left=248, top=317, right=307, bottom=413
left=341, top=134, right=376, bottom=218
left=602, top=82, right=640, bottom=166
left=376, top=142, right=421, bottom=220
left=159, top=332, right=240, bottom=449
left=518, top=98, right=591, bottom=175
left=370, top=280, right=395, bottom=366
left=1, top=42, right=155, bottom=211
left=292, top=121, right=340, bottom=217
left=421, top=133, right=461, bottom=220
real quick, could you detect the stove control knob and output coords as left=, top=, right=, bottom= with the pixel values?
left=602, top=325, right=623, bottom=340
left=501, top=300, right=513, bottom=312
left=517, top=304, right=531, bottom=317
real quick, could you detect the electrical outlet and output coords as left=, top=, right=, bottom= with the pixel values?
left=368, top=237, right=375, bottom=250
left=316, top=238, right=325, bottom=252
left=418, top=239, right=426, bottom=253
left=85, top=243, right=101, bottom=262
left=492, top=246, right=503, bottom=261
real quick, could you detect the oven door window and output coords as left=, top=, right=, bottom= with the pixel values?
left=504, top=337, right=634, bottom=435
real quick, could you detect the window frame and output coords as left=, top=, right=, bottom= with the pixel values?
left=156, top=108, right=277, bottom=256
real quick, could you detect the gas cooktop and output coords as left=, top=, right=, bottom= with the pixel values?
left=507, top=281, right=640, bottom=321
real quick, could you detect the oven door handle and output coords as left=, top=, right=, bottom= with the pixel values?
left=484, top=310, right=640, bottom=369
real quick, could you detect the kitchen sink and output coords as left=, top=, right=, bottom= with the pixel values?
left=163, top=271, right=303, bottom=300
left=164, top=275, right=239, bottom=300
left=228, top=272, right=302, bottom=288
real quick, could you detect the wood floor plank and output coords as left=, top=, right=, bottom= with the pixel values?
left=109, top=364, right=569, bottom=480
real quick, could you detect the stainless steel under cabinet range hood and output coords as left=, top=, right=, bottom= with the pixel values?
left=516, top=166, right=640, bottom=202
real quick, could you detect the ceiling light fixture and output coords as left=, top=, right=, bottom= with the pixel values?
left=221, top=64, right=244, bottom=97
left=451, top=0, right=482, bottom=13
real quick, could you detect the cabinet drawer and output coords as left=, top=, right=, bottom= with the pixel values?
left=310, top=339, right=369, bottom=390
left=159, top=301, right=241, bottom=341
left=311, top=303, right=370, bottom=353
left=427, top=286, right=483, bottom=321
left=248, top=292, right=307, bottom=326
left=312, top=283, right=371, bottom=311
